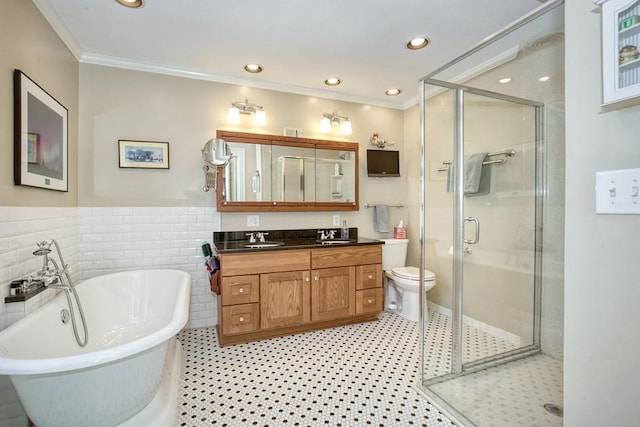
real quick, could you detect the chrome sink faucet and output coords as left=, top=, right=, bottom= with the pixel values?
left=318, top=230, right=336, bottom=240
left=255, top=232, right=268, bottom=243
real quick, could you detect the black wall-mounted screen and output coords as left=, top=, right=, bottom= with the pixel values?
left=366, top=149, right=400, bottom=177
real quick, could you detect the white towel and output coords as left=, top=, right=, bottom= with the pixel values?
left=374, top=205, right=390, bottom=232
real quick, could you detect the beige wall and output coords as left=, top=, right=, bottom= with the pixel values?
left=565, top=1, right=640, bottom=424
left=0, top=0, right=78, bottom=207
left=79, top=64, right=409, bottom=238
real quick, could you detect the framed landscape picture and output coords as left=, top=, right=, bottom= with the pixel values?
left=14, top=69, right=68, bottom=191
left=118, top=140, right=170, bottom=169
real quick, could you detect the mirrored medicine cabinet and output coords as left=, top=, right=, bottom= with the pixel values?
left=215, top=130, right=359, bottom=212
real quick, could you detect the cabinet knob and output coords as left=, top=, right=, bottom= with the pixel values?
left=314, top=275, right=319, bottom=281
left=367, top=299, right=373, bottom=304
left=305, top=277, right=310, bottom=282
left=367, top=275, right=373, bottom=280
left=239, top=316, right=245, bottom=323
left=238, top=287, right=244, bottom=293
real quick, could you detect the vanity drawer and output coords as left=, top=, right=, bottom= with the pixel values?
left=356, top=264, right=382, bottom=290
left=221, top=303, right=260, bottom=335
left=221, top=250, right=310, bottom=276
left=221, top=275, right=260, bottom=306
left=311, top=245, right=382, bottom=269
left=356, top=288, right=383, bottom=315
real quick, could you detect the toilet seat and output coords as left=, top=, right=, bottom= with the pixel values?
left=390, top=266, right=435, bottom=282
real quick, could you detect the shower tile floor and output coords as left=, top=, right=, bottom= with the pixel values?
left=176, top=311, right=562, bottom=426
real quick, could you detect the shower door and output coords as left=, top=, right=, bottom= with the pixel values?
left=422, top=81, right=543, bottom=383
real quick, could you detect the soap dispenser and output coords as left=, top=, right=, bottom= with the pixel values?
left=341, top=220, right=349, bottom=239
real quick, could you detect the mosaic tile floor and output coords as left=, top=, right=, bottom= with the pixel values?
left=429, top=355, right=563, bottom=427
left=422, top=309, right=519, bottom=380
left=177, top=312, right=456, bottom=426
left=176, top=310, right=563, bottom=426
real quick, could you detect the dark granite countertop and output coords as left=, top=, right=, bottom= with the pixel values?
left=212, top=228, right=383, bottom=254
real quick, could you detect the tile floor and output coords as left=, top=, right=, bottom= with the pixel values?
left=176, top=310, right=563, bottom=426
left=177, top=312, right=456, bottom=426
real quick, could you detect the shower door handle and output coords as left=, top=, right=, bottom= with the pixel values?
left=464, top=217, right=480, bottom=244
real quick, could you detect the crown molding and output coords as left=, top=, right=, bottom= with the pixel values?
left=80, top=53, right=407, bottom=110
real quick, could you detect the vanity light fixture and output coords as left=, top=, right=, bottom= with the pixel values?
left=406, top=36, right=429, bottom=50
left=324, top=77, right=342, bottom=86
left=244, top=64, right=263, bottom=73
left=115, top=0, right=143, bottom=8
left=228, top=98, right=267, bottom=126
left=539, top=76, right=551, bottom=82
left=498, top=77, right=512, bottom=84
left=385, top=88, right=402, bottom=96
left=320, top=110, right=352, bottom=135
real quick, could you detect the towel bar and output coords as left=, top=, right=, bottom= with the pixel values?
left=437, top=148, right=516, bottom=172
left=364, top=204, right=405, bottom=208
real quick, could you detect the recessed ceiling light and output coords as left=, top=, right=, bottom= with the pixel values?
left=244, top=64, right=263, bottom=73
left=324, top=77, right=342, bottom=86
left=498, top=77, right=512, bottom=84
left=539, top=76, right=551, bottom=82
left=115, top=0, right=143, bottom=8
left=385, top=88, right=402, bottom=96
left=406, top=37, right=429, bottom=50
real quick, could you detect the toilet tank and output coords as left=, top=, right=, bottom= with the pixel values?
left=380, top=239, right=408, bottom=271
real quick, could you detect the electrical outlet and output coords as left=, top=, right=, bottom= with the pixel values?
left=246, top=215, right=260, bottom=227
left=332, top=215, right=340, bottom=226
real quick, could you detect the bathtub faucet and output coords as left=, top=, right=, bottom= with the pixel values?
left=33, top=240, right=71, bottom=290
left=32, top=239, right=88, bottom=347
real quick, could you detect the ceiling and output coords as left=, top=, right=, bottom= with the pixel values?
left=33, top=0, right=546, bottom=109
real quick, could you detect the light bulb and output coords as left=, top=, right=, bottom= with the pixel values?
left=320, top=117, right=331, bottom=133
left=228, top=106, right=240, bottom=124
left=340, top=119, right=352, bottom=135
left=253, top=110, right=267, bottom=126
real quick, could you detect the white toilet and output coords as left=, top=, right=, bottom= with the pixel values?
left=381, top=239, right=436, bottom=322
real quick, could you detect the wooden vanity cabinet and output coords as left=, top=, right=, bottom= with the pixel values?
left=311, top=266, right=356, bottom=322
left=260, top=270, right=311, bottom=329
left=216, top=245, right=383, bottom=346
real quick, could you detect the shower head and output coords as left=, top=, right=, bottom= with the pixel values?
left=33, top=241, right=53, bottom=256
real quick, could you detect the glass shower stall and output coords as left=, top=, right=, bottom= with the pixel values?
left=417, top=1, right=565, bottom=424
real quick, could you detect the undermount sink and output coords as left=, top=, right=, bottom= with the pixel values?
left=316, top=239, right=352, bottom=245
left=243, top=241, right=285, bottom=249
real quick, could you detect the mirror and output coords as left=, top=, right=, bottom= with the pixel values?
left=215, top=131, right=359, bottom=212
left=272, top=144, right=316, bottom=202
left=224, top=142, right=272, bottom=202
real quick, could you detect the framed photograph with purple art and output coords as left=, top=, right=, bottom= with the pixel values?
left=14, top=69, right=68, bottom=192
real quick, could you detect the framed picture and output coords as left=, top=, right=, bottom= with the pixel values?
left=118, top=140, right=170, bottom=169
left=14, top=69, right=68, bottom=191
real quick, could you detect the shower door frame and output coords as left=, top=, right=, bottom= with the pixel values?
left=419, top=79, right=545, bottom=388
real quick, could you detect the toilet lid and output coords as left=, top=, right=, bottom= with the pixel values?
left=391, top=266, right=435, bottom=281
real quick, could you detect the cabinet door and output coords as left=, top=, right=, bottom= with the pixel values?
left=260, top=271, right=311, bottom=329
left=311, top=266, right=355, bottom=321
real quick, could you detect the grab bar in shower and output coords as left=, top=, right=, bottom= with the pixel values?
left=437, top=148, right=516, bottom=172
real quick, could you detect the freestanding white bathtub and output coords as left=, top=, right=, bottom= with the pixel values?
left=0, top=269, right=191, bottom=427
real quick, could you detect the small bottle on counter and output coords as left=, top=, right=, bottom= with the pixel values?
left=341, top=220, right=349, bottom=239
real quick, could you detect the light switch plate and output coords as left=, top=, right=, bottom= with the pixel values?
left=332, top=215, right=340, bottom=226
left=246, top=215, right=260, bottom=227
left=595, top=168, right=640, bottom=214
